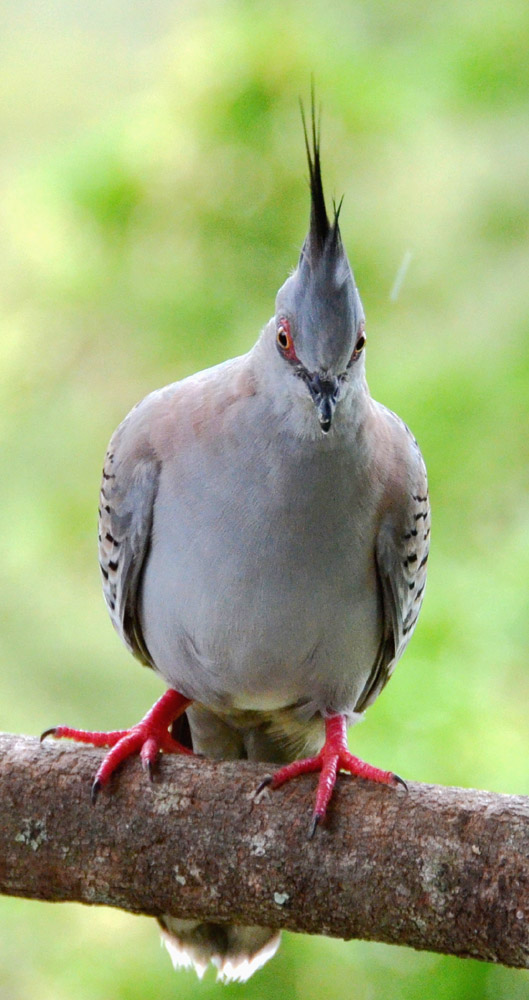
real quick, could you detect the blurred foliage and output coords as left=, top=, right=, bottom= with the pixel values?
left=1, top=1, right=529, bottom=998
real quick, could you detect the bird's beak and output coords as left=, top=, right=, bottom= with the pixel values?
left=305, top=374, right=340, bottom=433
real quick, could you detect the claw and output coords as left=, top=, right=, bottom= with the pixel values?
left=392, top=773, right=408, bottom=792
left=307, top=814, right=321, bottom=840
left=256, top=775, right=273, bottom=795
left=40, top=727, right=57, bottom=742
left=91, top=779, right=102, bottom=806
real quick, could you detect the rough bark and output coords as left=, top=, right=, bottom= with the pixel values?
left=1, top=732, right=528, bottom=969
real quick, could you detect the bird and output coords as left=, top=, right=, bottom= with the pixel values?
left=42, top=95, right=430, bottom=982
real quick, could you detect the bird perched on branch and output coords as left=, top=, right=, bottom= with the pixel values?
left=43, top=95, right=430, bottom=981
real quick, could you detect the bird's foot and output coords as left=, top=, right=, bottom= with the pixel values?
left=258, top=714, right=406, bottom=838
left=41, top=688, right=193, bottom=803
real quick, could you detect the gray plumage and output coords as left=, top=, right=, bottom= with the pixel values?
left=97, top=101, right=429, bottom=981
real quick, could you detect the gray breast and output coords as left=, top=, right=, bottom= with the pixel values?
left=139, top=427, right=383, bottom=717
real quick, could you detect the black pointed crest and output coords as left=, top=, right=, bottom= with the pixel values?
left=299, top=88, right=344, bottom=267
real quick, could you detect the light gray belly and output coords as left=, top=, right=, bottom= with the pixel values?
left=139, top=441, right=383, bottom=717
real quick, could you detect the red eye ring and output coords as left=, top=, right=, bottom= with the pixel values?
left=276, top=318, right=298, bottom=360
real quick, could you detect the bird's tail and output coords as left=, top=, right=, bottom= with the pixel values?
left=160, top=703, right=323, bottom=981
left=158, top=916, right=281, bottom=983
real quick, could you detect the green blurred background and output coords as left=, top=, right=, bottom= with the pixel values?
left=1, top=1, right=529, bottom=997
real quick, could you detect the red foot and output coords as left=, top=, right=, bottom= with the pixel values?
left=41, top=689, right=192, bottom=803
left=259, top=715, right=406, bottom=837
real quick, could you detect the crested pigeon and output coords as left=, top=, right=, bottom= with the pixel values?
left=43, top=98, right=430, bottom=981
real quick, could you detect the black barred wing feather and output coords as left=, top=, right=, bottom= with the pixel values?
left=98, top=411, right=160, bottom=667
left=356, top=427, right=430, bottom=712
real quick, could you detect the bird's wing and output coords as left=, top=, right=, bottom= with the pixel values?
left=355, top=408, right=430, bottom=712
left=97, top=356, right=251, bottom=667
left=98, top=395, right=162, bottom=667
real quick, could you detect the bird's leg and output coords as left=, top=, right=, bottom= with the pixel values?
left=259, top=714, right=405, bottom=837
left=41, top=688, right=193, bottom=802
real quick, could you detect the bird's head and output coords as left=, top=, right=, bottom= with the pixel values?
left=273, top=98, right=366, bottom=434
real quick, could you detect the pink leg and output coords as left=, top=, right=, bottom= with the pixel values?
left=260, top=714, right=406, bottom=837
left=41, top=689, right=192, bottom=803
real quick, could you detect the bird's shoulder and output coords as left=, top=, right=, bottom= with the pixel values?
left=369, top=399, right=430, bottom=579
left=107, top=352, right=256, bottom=466
left=368, top=400, right=428, bottom=521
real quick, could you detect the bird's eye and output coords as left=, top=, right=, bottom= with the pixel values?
left=355, top=334, right=366, bottom=353
left=349, top=325, right=366, bottom=365
left=277, top=326, right=290, bottom=350
left=276, top=318, right=297, bottom=360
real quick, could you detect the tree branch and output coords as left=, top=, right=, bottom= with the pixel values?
left=1, top=732, right=528, bottom=968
